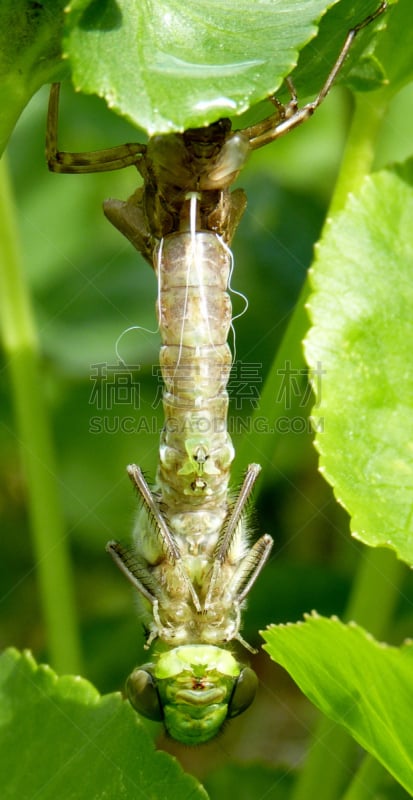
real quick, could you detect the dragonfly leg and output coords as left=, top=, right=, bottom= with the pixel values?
left=205, top=464, right=264, bottom=607
left=106, top=540, right=163, bottom=605
left=127, top=465, right=202, bottom=612
left=46, top=83, right=146, bottom=174
left=204, top=533, right=273, bottom=652
left=241, top=2, right=387, bottom=151
left=233, top=533, right=274, bottom=604
left=213, top=464, right=262, bottom=563
left=144, top=600, right=163, bottom=649
left=240, top=80, right=297, bottom=146
left=106, top=541, right=174, bottom=647
left=127, top=464, right=181, bottom=563
left=235, top=632, right=258, bottom=655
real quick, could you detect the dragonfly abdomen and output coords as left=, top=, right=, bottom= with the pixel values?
left=155, top=231, right=235, bottom=505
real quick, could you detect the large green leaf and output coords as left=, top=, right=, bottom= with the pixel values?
left=0, top=648, right=207, bottom=800
left=0, top=0, right=393, bottom=149
left=64, top=0, right=393, bottom=134
left=262, top=615, right=413, bottom=795
left=305, top=162, right=413, bottom=565
left=64, top=0, right=342, bottom=134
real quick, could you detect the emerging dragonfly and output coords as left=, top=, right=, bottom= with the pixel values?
left=47, top=3, right=386, bottom=744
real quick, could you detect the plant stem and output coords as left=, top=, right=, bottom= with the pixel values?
left=329, top=89, right=388, bottom=215
left=341, top=756, right=388, bottom=800
left=290, top=86, right=400, bottom=800
left=344, top=547, right=405, bottom=640
left=235, top=279, right=310, bottom=473
left=0, top=156, right=82, bottom=675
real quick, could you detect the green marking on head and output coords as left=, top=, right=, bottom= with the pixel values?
left=154, top=645, right=241, bottom=680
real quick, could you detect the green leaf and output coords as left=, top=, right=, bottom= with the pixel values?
left=0, top=648, right=208, bottom=800
left=0, top=0, right=68, bottom=153
left=64, top=0, right=341, bottom=134
left=262, top=615, right=413, bottom=795
left=288, top=0, right=391, bottom=98
left=304, top=162, right=413, bottom=565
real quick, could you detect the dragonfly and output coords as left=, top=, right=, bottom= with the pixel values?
left=46, top=3, right=387, bottom=745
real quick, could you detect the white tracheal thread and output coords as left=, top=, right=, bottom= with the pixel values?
left=156, top=236, right=164, bottom=335
left=219, top=234, right=249, bottom=366
left=187, top=193, right=248, bottom=370
left=115, top=323, right=159, bottom=366
left=185, top=192, right=222, bottom=376
left=189, top=190, right=199, bottom=251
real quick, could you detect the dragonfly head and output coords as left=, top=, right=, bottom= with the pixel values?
left=126, top=644, right=258, bottom=745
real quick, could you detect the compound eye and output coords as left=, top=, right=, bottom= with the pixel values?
left=126, top=668, right=163, bottom=722
left=227, top=667, right=258, bottom=719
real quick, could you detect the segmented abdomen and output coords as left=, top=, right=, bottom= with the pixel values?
left=155, top=231, right=235, bottom=511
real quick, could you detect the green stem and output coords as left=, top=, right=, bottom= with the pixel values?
left=289, top=88, right=402, bottom=800
left=0, top=156, right=82, bottom=674
left=344, top=547, right=405, bottom=640
left=235, top=280, right=310, bottom=473
left=329, top=89, right=388, bottom=215
left=341, top=756, right=388, bottom=800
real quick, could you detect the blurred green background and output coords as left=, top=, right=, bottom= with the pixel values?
left=2, top=78, right=413, bottom=774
